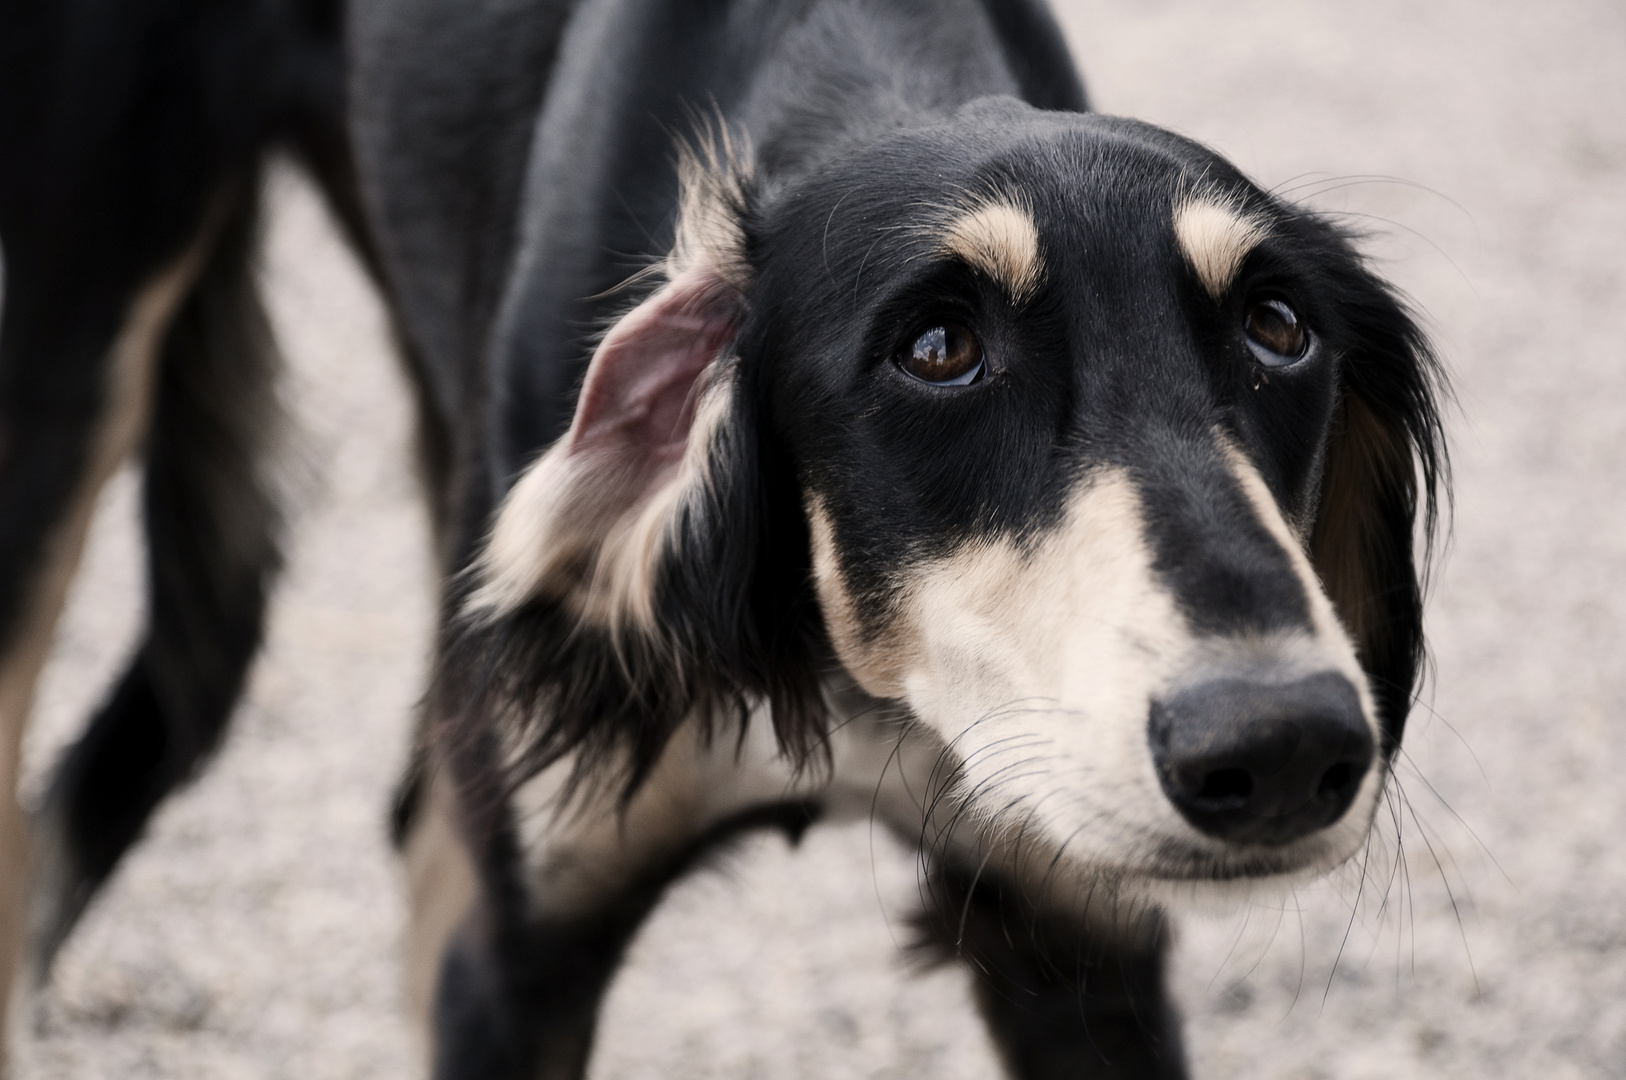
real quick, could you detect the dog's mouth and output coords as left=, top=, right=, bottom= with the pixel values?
left=1114, top=780, right=1386, bottom=892
left=1140, top=827, right=1368, bottom=884
left=983, top=822, right=1380, bottom=909
left=925, top=739, right=1387, bottom=901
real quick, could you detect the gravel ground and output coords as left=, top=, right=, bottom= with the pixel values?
left=13, top=1, right=1626, bottom=1076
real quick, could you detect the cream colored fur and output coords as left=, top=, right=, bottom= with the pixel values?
left=400, top=772, right=480, bottom=1043
left=668, top=129, right=754, bottom=288
left=808, top=451, right=1384, bottom=905
left=939, top=197, right=1044, bottom=302
left=505, top=686, right=947, bottom=921
left=1173, top=195, right=1270, bottom=299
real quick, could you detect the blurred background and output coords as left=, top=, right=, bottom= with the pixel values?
left=15, top=0, right=1626, bottom=1076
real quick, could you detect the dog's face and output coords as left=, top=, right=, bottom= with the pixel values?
left=751, top=104, right=1391, bottom=884
left=462, top=100, right=1443, bottom=893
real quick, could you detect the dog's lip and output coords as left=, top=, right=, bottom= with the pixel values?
left=1143, top=853, right=1307, bottom=883
left=1139, top=831, right=1356, bottom=882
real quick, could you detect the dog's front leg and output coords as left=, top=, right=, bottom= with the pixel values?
left=915, top=861, right=1188, bottom=1080
left=401, top=715, right=820, bottom=1080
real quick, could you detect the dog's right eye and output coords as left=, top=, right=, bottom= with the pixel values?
left=900, top=323, right=984, bottom=385
left=1243, top=297, right=1308, bottom=366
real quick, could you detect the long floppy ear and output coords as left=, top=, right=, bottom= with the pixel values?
left=470, top=264, right=741, bottom=629
left=1309, top=275, right=1448, bottom=753
left=441, top=260, right=823, bottom=794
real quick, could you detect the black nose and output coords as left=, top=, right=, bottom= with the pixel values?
left=1149, top=672, right=1373, bottom=846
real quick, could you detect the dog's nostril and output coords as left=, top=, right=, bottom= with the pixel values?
left=1196, top=768, right=1252, bottom=802
left=1316, top=761, right=1358, bottom=801
left=1149, top=671, right=1374, bottom=846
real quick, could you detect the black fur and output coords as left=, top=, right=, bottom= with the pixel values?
left=915, top=864, right=1185, bottom=1080
left=400, top=0, right=1085, bottom=804
left=1305, top=252, right=1447, bottom=749
left=347, top=0, right=577, bottom=561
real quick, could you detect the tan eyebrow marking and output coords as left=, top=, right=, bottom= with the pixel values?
left=1174, top=197, right=1270, bottom=299
left=939, top=198, right=1043, bottom=302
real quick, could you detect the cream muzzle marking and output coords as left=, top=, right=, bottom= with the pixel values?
left=808, top=448, right=1383, bottom=888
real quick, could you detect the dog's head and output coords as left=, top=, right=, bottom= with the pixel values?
left=455, top=99, right=1446, bottom=890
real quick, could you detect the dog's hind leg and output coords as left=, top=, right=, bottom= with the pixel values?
left=27, top=183, right=283, bottom=981
left=0, top=217, right=217, bottom=1068
left=915, top=865, right=1188, bottom=1080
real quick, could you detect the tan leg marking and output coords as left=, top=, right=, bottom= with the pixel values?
left=1, top=233, right=214, bottom=1069
left=401, top=771, right=480, bottom=1041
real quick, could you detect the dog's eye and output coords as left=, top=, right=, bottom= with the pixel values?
left=901, top=323, right=984, bottom=385
left=1243, top=297, right=1308, bottom=366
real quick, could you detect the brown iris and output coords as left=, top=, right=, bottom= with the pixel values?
left=1243, top=297, right=1308, bottom=366
left=901, top=323, right=984, bottom=385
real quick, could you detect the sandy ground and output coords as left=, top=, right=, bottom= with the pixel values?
left=12, top=0, right=1626, bottom=1076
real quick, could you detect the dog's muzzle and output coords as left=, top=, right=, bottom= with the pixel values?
left=1148, top=671, right=1373, bottom=847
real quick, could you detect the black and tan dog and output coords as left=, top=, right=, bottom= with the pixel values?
left=0, top=0, right=1446, bottom=1076
left=349, top=0, right=1447, bottom=1077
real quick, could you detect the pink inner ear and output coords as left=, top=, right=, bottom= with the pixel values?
left=567, top=266, right=740, bottom=470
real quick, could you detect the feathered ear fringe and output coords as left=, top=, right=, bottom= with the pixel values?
left=1307, top=226, right=1450, bottom=751
left=433, top=359, right=828, bottom=808
left=433, top=129, right=827, bottom=807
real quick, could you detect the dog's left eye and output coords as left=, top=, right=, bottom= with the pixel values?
left=900, top=323, right=984, bottom=385
left=1243, top=297, right=1309, bottom=367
